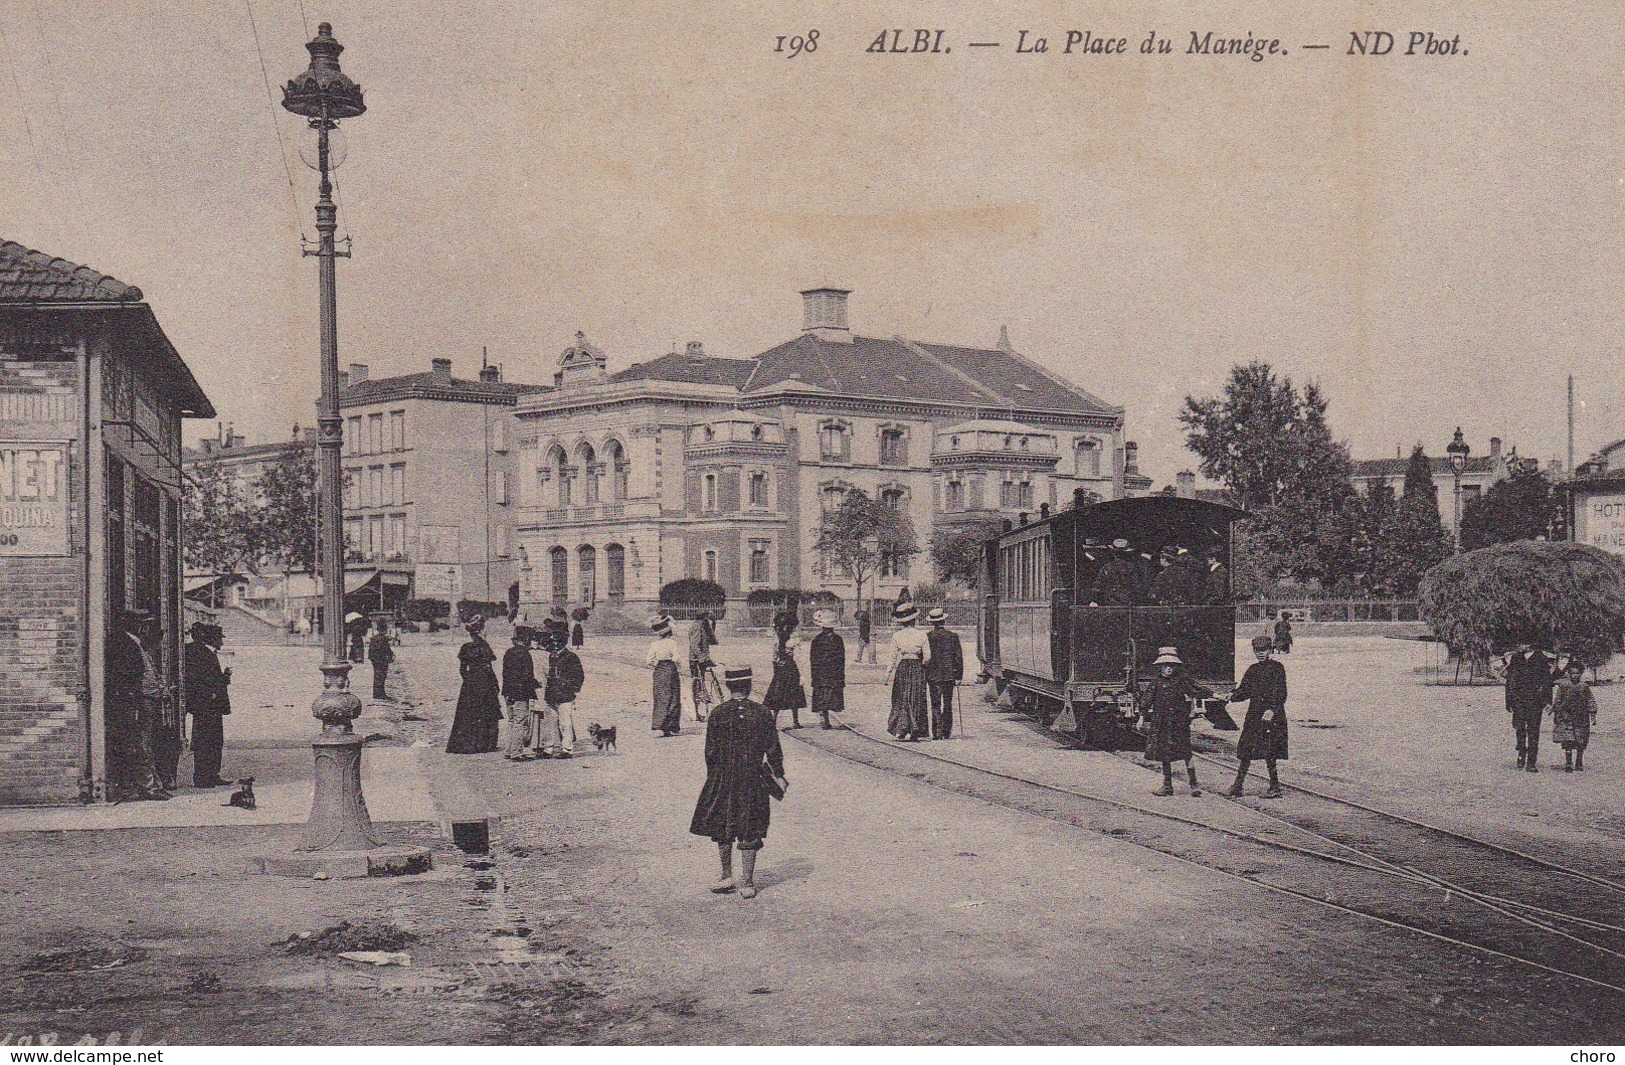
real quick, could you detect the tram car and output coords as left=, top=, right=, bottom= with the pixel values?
left=978, top=489, right=1250, bottom=749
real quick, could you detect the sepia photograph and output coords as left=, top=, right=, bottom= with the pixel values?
left=0, top=0, right=1621, bottom=1050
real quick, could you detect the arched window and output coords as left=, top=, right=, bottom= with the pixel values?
left=606, top=440, right=628, bottom=500
left=550, top=446, right=571, bottom=507
left=605, top=543, right=626, bottom=600
left=577, top=442, right=598, bottom=504
left=578, top=545, right=597, bottom=605
left=549, top=545, right=569, bottom=605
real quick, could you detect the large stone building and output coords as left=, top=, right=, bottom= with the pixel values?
left=0, top=241, right=213, bottom=805
left=337, top=357, right=541, bottom=608
left=1350, top=434, right=1543, bottom=536
left=509, top=288, right=1133, bottom=621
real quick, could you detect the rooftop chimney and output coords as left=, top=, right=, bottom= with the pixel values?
left=1176, top=470, right=1196, bottom=499
left=685, top=340, right=705, bottom=358
left=479, top=364, right=501, bottom=383
left=431, top=357, right=453, bottom=382
left=800, top=287, right=853, bottom=343
left=1489, top=436, right=1502, bottom=458
left=1124, top=441, right=1140, bottom=476
left=348, top=362, right=368, bottom=384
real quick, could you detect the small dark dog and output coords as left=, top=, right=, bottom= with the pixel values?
left=587, top=724, right=617, bottom=753
left=224, top=777, right=256, bottom=810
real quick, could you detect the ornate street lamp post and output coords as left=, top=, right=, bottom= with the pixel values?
left=281, top=25, right=379, bottom=858
left=1447, top=427, right=1471, bottom=552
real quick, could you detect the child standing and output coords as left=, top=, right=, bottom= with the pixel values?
left=1227, top=634, right=1289, bottom=798
left=1551, top=660, right=1597, bottom=772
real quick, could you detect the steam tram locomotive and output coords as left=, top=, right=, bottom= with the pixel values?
left=978, top=490, right=1250, bottom=749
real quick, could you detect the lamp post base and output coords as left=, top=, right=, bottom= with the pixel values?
left=299, top=730, right=380, bottom=852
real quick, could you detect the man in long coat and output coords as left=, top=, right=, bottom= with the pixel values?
left=106, top=609, right=169, bottom=801
left=368, top=622, right=395, bottom=701
left=690, top=666, right=787, bottom=899
left=924, top=608, right=964, bottom=739
left=808, top=608, right=846, bottom=730
left=184, top=621, right=232, bottom=788
left=1504, top=640, right=1557, bottom=772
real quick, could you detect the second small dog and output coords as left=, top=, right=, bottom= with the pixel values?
left=587, top=724, right=617, bottom=753
left=224, top=777, right=256, bottom=810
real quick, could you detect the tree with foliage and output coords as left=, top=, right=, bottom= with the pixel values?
left=1181, top=362, right=1357, bottom=588
left=252, top=447, right=319, bottom=577
left=813, top=488, right=919, bottom=609
left=182, top=457, right=256, bottom=575
left=1420, top=541, right=1625, bottom=670
left=1369, top=445, right=1455, bottom=596
left=931, top=516, right=1006, bottom=588
left=1459, top=460, right=1561, bottom=551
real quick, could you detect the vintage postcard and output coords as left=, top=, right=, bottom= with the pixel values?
left=0, top=0, right=1621, bottom=1051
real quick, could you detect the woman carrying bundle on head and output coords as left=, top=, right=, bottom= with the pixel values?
left=886, top=601, right=931, bottom=741
left=647, top=614, right=685, bottom=737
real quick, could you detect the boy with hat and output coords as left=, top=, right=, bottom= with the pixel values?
left=690, top=666, right=788, bottom=899
left=809, top=608, right=846, bottom=730
left=1144, top=646, right=1213, bottom=796
left=1226, top=634, right=1289, bottom=797
left=924, top=608, right=964, bottom=739
left=541, top=627, right=585, bottom=758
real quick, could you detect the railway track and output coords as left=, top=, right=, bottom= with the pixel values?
left=782, top=720, right=1625, bottom=997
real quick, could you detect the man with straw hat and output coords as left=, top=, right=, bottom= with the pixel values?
left=809, top=608, right=846, bottom=730
left=1143, top=646, right=1213, bottom=797
left=690, top=665, right=787, bottom=899
left=924, top=608, right=964, bottom=739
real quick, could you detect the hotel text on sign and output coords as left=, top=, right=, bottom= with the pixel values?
left=0, top=442, right=70, bottom=555
left=1576, top=491, right=1625, bottom=558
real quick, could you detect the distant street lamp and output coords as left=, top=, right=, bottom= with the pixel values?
left=1447, top=427, right=1471, bottom=551
left=281, top=24, right=377, bottom=857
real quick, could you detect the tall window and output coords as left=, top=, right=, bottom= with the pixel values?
left=389, top=410, right=405, bottom=451
left=703, top=473, right=718, bottom=512
left=749, top=541, right=770, bottom=584
left=1001, top=481, right=1017, bottom=508
left=368, top=467, right=384, bottom=508
left=367, top=413, right=384, bottom=454
left=556, top=449, right=572, bottom=506
left=345, top=416, right=361, bottom=455
left=344, top=517, right=361, bottom=554
left=605, top=543, right=626, bottom=600
left=607, top=440, right=628, bottom=500
left=749, top=471, right=768, bottom=508
left=367, top=515, right=384, bottom=559
left=344, top=469, right=359, bottom=509
left=549, top=546, right=569, bottom=604
left=579, top=443, right=598, bottom=504
left=702, top=550, right=719, bottom=582
left=1076, top=440, right=1101, bottom=477
left=945, top=481, right=965, bottom=511
left=880, top=549, right=908, bottom=580
left=1019, top=480, right=1035, bottom=508
left=389, top=464, right=406, bottom=506
left=881, top=487, right=905, bottom=511
left=387, top=514, right=406, bottom=557
left=819, top=422, right=850, bottom=461
left=822, top=485, right=847, bottom=514
left=880, top=427, right=907, bottom=466
left=578, top=545, right=597, bottom=605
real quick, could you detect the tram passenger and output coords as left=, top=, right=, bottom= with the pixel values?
left=1227, top=635, right=1288, bottom=798
left=1144, top=646, right=1212, bottom=797
left=1089, top=539, right=1145, bottom=607
left=1150, top=545, right=1207, bottom=606
left=1205, top=548, right=1231, bottom=606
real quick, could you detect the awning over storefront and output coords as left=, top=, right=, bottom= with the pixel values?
left=344, top=568, right=413, bottom=594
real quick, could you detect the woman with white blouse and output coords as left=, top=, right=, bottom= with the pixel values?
left=646, top=615, right=685, bottom=736
left=886, top=603, right=931, bottom=741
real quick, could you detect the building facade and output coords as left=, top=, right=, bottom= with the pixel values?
left=510, top=289, right=1131, bottom=622
left=337, top=357, right=540, bottom=608
left=1350, top=435, right=1533, bottom=535
left=1570, top=437, right=1625, bottom=558
left=0, top=241, right=213, bottom=805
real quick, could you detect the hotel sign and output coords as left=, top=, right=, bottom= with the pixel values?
left=1574, top=489, right=1625, bottom=558
left=0, top=442, right=70, bottom=555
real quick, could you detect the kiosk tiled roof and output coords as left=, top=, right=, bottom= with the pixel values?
left=0, top=240, right=146, bottom=303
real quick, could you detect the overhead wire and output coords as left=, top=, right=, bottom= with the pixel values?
left=292, top=0, right=310, bottom=39
left=26, top=0, right=87, bottom=240
left=243, top=0, right=303, bottom=227
left=0, top=14, right=47, bottom=196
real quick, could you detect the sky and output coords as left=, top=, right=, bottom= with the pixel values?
left=0, top=0, right=1618, bottom=484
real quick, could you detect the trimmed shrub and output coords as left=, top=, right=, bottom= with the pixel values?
left=1419, top=541, right=1625, bottom=669
left=659, top=578, right=727, bottom=621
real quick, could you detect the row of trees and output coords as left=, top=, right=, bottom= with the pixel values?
left=1182, top=362, right=1566, bottom=599
left=183, top=450, right=318, bottom=576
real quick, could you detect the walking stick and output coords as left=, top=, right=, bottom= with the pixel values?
left=955, top=681, right=967, bottom=739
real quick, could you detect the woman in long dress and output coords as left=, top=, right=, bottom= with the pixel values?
left=763, top=628, right=807, bottom=729
left=447, top=617, right=503, bottom=754
left=647, top=614, right=685, bottom=736
left=886, top=603, right=931, bottom=741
